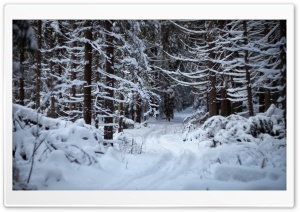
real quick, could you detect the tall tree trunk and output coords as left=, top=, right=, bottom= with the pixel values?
left=35, top=20, right=42, bottom=110
left=136, top=96, right=142, bottom=123
left=131, top=95, right=135, bottom=122
left=83, top=21, right=92, bottom=125
left=94, top=54, right=101, bottom=129
left=208, top=73, right=217, bottom=117
left=280, top=20, right=286, bottom=127
left=144, top=103, right=148, bottom=122
left=70, top=20, right=77, bottom=120
left=164, top=93, right=174, bottom=121
left=56, top=22, right=66, bottom=117
left=19, top=49, right=25, bottom=106
left=104, top=20, right=115, bottom=142
left=243, top=20, right=254, bottom=117
left=207, top=21, right=217, bottom=117
left=220, top=87, right=230, bottom=116
left=161, top=24, right=174, bottom=120
left=258, top=23, right=269, bottom=113
left=218, top=20, right=230, bottom=117
left=271, top=80, right=279, bottom=105
left=49, top=26, right=55, bottom=118
left=265, top=88, right=271, bottom=111
left=118, top=93, right=124, bottom=133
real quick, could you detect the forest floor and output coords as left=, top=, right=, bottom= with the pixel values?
left=14, top=107, right=286, bottom=190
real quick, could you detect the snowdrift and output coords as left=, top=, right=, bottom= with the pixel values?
left=182, top=104, right=286, bottom=188
left=12, top=104, right=143, bottom=190
left=12, top=104, right=286, bottom=190
left=183, top=104, right=285, bottom=144
left=13, top=104, right=104, bottom=189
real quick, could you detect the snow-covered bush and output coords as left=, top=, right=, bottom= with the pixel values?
left=182, top=109, right=208, bottom=141
left=183, top=109, right=208, bottom=128
left=249, top=104, right=285, bottom=138
left=13, top=104, right=104, bottom=189
left=189, top=105, right=286, bottom=182
left=183, top=104, right=285, bottom=145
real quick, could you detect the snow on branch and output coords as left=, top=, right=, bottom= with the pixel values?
left=153, top=65, right=208, bottom=86
left=169, top=21, right=207, bottom=34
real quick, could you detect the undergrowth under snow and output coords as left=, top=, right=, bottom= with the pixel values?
left=12, top=104, right=286, bottom=190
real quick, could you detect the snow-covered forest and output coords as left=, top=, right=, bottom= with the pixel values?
left=12, top=20, right=286, bottom=190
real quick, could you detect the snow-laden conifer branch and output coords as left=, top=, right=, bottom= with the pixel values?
left=169, top=21, right=207, bottom=34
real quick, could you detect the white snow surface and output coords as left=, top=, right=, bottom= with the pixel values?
left=13, top=105, right=286, bottom=190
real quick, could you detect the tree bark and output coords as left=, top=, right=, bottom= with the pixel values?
left=19, top=49, right=25, bottom=106
left=94, top=53, right=101, bottom=129
left=49, top=25, right=56, bottom=118
left=118, top=93, right=124, bottom=133
left=136, top=96, right=142, bottom=123
left=104, top=20, right=115, bottom=141
left=35, top=20, right=42, bottom=110
left=258, top=23, right=269, bottom=113
left=207, top=21, right=217, bottom=117
left=280, top=20, right=286, bottom=126
left=220, top=87, right=230, bottom=116
left=70, top=20, right=77, bottom=119
left=131, top=95, right=135, bottom=122
left=218, top=20, right=230, bottom=117
left=83, top=21, right=92, bottom=125
left=208, top=73, right=217, bottom=117
left=243, top=20, right=254, bottom=117
left=265, top=88, right=271, bottom=111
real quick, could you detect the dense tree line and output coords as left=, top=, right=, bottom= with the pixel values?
left=12, top=20, right=286, bottom=140
left=160, top=20, right=286, bottom=118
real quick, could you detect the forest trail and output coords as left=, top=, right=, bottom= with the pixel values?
left=106, top=107, right=202, bottom=190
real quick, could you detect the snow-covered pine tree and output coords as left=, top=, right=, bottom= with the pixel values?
left=102, top=20, right=115, bottom=141
left=68, top=20, right=81, bottom=122
left=83, top=20, right=93, bottom=125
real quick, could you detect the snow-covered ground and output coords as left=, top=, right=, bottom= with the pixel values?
left=13, top=105, right=286, bottom=190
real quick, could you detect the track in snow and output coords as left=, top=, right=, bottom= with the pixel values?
left=108, top=109, right=203, bottom=190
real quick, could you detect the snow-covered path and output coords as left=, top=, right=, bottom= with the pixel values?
left=97, top=108, right=203, bottom=190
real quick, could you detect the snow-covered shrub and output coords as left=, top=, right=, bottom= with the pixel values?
left=182, top=110, right=208, bottom=141
left=199, top=132, right=287, bottom=184
left=183, top=109, right=208, bottom=128
left=184, top=104, right=285, bottom=145
left=249, top=104, right=285, bottom=138
left=13, top=104, right=105, bottom=189
left=250, top=115, right=274, bottom=137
